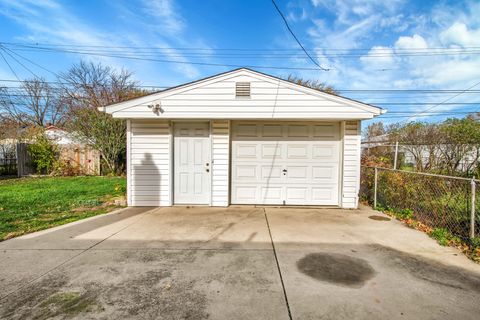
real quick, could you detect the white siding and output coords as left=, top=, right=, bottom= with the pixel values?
left=130, top=120, right=171, bottom=206
left=108, top=71, right=379, bottom=120
left=211, top=120, right=230, bottom=206
left=341, top=120, right=361, bottom=208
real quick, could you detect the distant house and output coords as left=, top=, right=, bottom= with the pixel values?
left=362, top=134, right=479, bottom=172
left=1, top=125, right=100, bottom=176
left=44, top=125, right=100, bottom=175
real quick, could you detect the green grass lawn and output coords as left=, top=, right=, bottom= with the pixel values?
left=0, top=176, right=126, bottom=241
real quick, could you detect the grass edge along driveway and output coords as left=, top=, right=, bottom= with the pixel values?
left=0, top=176, right=126, bottom=241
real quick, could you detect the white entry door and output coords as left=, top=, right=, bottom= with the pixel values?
left=174, top=122, right=211, bottom=204
left=231, top=122, right=340, bottom=205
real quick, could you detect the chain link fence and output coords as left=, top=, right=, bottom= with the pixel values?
left=360, top=166, right=479, bottom=240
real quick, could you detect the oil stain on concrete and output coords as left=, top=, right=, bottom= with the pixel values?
left=296, top=253, right=376, bottom=288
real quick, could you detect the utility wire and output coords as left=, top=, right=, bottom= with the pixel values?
left=0, top=46, right=37, bottom=78
left=2, top=79, right=480, bottom=93
left=401, top=80, right=480, bottom=122
left=4, top=45, right=324, bottom=72
left=270, top=0, right=329, bottom=71
left=2, top=45, right=62, bottom=78
left=0, top=49, right=21, bottom=82
left=5, top=41, right=480, bottom=54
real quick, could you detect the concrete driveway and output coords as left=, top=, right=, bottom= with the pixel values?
left=0, top=206, right=479, bottom=320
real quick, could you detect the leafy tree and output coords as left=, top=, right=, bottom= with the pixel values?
left=389, top=122, right=442, bottom=171
left=438, top=117, right=480, bottom=175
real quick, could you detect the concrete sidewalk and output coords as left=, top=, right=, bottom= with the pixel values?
left=0, top=205, right=479, bottom=319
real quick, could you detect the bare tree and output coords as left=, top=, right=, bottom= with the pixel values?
left=364, top=122, right=386, bottom=140
left=0, top=78, right=65, bottom=127
left=61, top=61, right=148, bottom=174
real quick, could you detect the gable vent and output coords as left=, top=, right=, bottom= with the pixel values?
left=235, top=82, right=251, bottom=97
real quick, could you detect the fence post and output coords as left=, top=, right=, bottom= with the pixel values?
left=393, top=141, right=399, bottom=170
left=374, top=167, right=378, bottom=209
left=471, top=177, right=476, bottom=239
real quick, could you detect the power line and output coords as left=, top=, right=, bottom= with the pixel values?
left=12, top=46, right=480, bottom=58
left=2, top=78, right=480, bottom=93
left=0, top=46, right=37, bottom=78
left=1, top=45, right=60, bottom=78
left=0, top=49, right=21, bottom=82
left=270, top=0, right=329, bottom=71
left=3, top=45, right=326, bottom=72
left=5, top=41, right=480, bottom=53
left=401, top=80, right=480, bottom=122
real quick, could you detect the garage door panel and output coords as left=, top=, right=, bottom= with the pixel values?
left=261, top=144, right=282, bottom=159
left=313, top=124, right=338, bottom=139
left=262, top=124, right=283, bottom=137
left=235, top=124, right=258, bottom=137
left=235, top=144, right=257, bottom=158
left=286, top=166, right=308, bottom=179
left=261, top=165, right=283, bottom=180
left=287, top=124, right=309, bottom=137
left=232, top=121, right=340, bottom=205
left=235, top=165, right=257, bottom=179
left=234, top=186, right=258, bottom=202
left=312, top=144, right=338, bottom=160
left=287, top=144, right=309, bottom=159
left=312, top=165, right=338, bottom=181
left=312, top=187, right=337, bottom=203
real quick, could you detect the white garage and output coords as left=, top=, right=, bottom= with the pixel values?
left=100, top=68, right=384, bottom=209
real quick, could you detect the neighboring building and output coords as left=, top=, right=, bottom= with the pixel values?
left=100, top=68, right=384, bottom=208
left=1, top=126, right=100, bottom=176
left=362, top=135, right=479, bottom=172
left=44, top=125, right=100, bottom=175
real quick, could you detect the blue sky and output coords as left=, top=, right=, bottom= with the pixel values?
left=1, top=0, right=480, bottom=127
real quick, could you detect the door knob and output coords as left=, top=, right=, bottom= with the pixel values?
left=282, top=169, right=287, bottom=175
left=206, top=168, right=210, bottom=172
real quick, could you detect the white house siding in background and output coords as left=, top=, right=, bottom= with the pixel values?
left=104, top=68, right=383, bottom=208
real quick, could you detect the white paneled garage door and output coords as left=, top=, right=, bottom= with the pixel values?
left=231, top=122, right=340, bottom=205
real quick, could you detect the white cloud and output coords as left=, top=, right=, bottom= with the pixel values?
left=439, top=22, right=480, bottom=47
left=360, top=46, right=395, bottom=68
left=290, top=0, right=480, bottom=125
left=0, top=0, right=203, bottom=80
left=141, top=0, right=185, bottom=36
left=394, top=34, right=428, bottom=49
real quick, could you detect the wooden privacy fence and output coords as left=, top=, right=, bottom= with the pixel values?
left=58, top=144, right=100, bottom=175
left=16, top=142, right=100, bottom=176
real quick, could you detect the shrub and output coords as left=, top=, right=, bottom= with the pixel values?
left=28, top=133, right=58, bottom=174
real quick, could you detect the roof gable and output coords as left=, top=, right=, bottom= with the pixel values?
left=101, top=68, right=384, bottom=120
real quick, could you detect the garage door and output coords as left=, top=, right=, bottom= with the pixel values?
left=231, top=122, right=340, bottom=205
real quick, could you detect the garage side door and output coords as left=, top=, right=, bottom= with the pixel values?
left=231, top=122, right=340, bottom=205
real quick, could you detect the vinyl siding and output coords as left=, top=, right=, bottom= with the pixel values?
left=342, top=120, right=361, bottom=208
left=211, top=120, right=230, bottom=206
left=110, top=73, right=377, bottom=120
left=129, top=120, right=171, bottom=206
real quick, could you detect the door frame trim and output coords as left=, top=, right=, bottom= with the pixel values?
left=172, top=120, right=212, bottom=205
